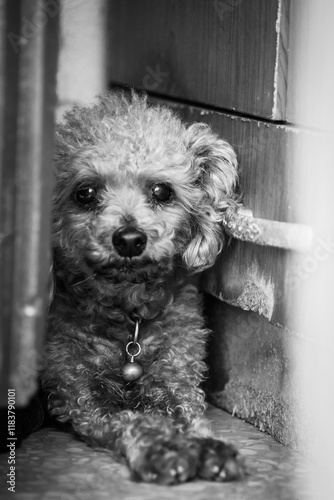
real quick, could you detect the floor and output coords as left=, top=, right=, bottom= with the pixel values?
left=0, top=406, right=311, bottom=500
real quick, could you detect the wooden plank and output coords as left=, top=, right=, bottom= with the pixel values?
left=107, top=0, right=289, bottom=120
left=221, top=208, right=313, bottom=253
left=172, top=105, right=298, bottom=222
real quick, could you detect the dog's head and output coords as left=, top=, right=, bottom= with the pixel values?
left=52, top=92, right=238, bottom=284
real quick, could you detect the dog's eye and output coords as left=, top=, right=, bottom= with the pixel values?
left=74, top=186, right=99, bottom=208
left=151, top=183, right=173, bottom=203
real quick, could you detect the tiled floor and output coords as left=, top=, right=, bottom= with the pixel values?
left=0, top=406, right=311, bottom=500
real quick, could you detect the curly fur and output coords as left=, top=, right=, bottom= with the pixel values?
left=42, top=91, right=245, bottom=484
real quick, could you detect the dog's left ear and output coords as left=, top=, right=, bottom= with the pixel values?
left=182, top=123, right=238, bottom=272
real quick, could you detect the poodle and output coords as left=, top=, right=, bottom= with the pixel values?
left=41, top=91, right=245, bottom=485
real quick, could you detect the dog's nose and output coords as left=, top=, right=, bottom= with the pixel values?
left=112, top=226, right=147, bottom=258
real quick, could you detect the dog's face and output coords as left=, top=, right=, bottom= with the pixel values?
left=52, top=93, right=237, bottom=284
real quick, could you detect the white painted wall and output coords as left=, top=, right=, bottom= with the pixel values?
left=56, top=0, right=108, bottom=118
left=291, top=1, right=334, bottom=499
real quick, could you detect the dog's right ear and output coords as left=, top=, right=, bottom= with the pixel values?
left=182, top=122, right=238, bottom=272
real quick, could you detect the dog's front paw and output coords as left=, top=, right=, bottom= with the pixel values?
left=132, top=439, right=199, bottom=485
left=131, top=437, right=245, bottom=485
left=196, top=437, right=246, bottom=482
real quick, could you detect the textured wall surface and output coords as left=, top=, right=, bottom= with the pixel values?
left=204, top=297, right=306, bottom=452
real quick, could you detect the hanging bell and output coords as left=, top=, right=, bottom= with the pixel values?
left=122, top=359, right=143, bottom=382
left=122, top=321, right=143, bottom=382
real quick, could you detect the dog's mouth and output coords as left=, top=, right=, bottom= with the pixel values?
left=98, top=261, right=143, bottom=281
left=91, top=256, right=173, bottom=284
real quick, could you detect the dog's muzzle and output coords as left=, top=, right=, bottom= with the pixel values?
left=112, top=226, right=147, bottom=258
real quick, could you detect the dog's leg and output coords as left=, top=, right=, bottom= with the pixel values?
left=44, top=356, right=245, bottom=484
left=60, top=404, right=244, bottom=485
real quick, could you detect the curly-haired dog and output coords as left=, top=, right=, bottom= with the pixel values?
left=41, top=92, right=245, bottom=485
